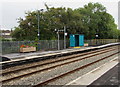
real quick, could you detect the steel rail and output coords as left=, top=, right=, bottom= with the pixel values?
left=2, top=48, right=117, bottom=83
left=2, top=46, right=117, bottom=75
left=33, top=51, right=119, bottom=86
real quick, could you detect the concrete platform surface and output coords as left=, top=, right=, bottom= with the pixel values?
left=2, top=43, right=119, bottom=60
left=65, top=57, right=119, bottom=86
left=2, top=47, right=88, bottom=60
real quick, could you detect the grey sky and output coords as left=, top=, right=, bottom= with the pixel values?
left=0, top=0, right=119, bottom=30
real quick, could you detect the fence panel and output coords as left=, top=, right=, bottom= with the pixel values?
left=84, top=39, right=119, bottom=46
left=2, top=39, right=119, bottom=54
left=2, top=40, right=64, bottom=54
left=2, top=41, right=19, bottom=54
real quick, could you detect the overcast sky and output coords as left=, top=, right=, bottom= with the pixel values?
left=0, top=0, right=119, bottom=30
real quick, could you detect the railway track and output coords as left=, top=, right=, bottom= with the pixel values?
left=2, top=46, right=117, bottom=74
left=1, top=45, right=119, bottom=85
left=33, top=52, right=119, bottom=86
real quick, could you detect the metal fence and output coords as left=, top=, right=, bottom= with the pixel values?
left=2, top=40, right=69, bottom=54
left=85, top=39, right=119, bottom=46
left=1, top=39, right=119, bottom=54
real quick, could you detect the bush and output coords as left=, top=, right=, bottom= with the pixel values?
left=0, top=37, right=11, bottom=41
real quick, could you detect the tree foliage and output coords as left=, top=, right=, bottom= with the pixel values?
left=11, top=2, right=119, bottom=41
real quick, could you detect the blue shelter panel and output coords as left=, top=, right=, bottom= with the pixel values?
left=70, top=34, right=75, bottom=47
left=79, top=35, right=84, bottom=46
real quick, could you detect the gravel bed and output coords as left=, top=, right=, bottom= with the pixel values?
left=2, top=49, right=118, bottom=85
left=2, top=51, right=98, bottom=80
left=2, top=48, right=113, bottom=80
left=47, top=54, right=118, bottom=85
left=2, top=46, right=116, bottom=73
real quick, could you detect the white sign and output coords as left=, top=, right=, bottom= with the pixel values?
left=65, top=33, right=67, bottom=36
left=38, top=34, right=40, bottom=36
left=96, top=35, right=98, bottom=37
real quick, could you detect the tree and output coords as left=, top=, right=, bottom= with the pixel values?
left=77, top=2, right=118, bottom=39
left=12, top=3, right=119, bottom=40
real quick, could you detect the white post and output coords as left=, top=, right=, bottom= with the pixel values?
left=57, top=31, right=60, bottom=50
left=37, top=10, right=40, bottom=40
left=64, top=26, right=66, bottom=49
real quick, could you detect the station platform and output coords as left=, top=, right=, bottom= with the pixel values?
left=1, top=42, right=119, bottom=69
left=66, top=57, right=119, bottom=86
left=2, top=47, right=88, bottom=60
left=89, top=63, right=119, bottom=86
left=2, top=42, right=119, bottom=61
left=1, top=43, right=120, bottom=85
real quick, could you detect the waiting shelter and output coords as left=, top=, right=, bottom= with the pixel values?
left=70, top=34, right=84, bottom=47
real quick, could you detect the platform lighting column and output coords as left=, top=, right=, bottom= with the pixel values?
left=37, top=9, right=43, bottom=40
left=37, top=9, right=43, bottom=51
left=57, top=31, right=60, bottom=50
left=56, top=29, right=64, bottom=50
left=37, top=10, right=40, bottom=40
left=96, top=34, right=98, bottom=45
left=64, top=26, right=67, bottom=49
left=55, top=29, right=60, bottom=50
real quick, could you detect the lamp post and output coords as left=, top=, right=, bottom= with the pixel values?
left=37, top=9, right=43, bottom=51
left=64, top=26, right=67, bottom=49
left=55, top=29, right=64, bottom=50
left=57, top=31, right=60, bottom=50
left=95, top=34, right=98, bottom=45
left=37, top=9, right=43, bottom=40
